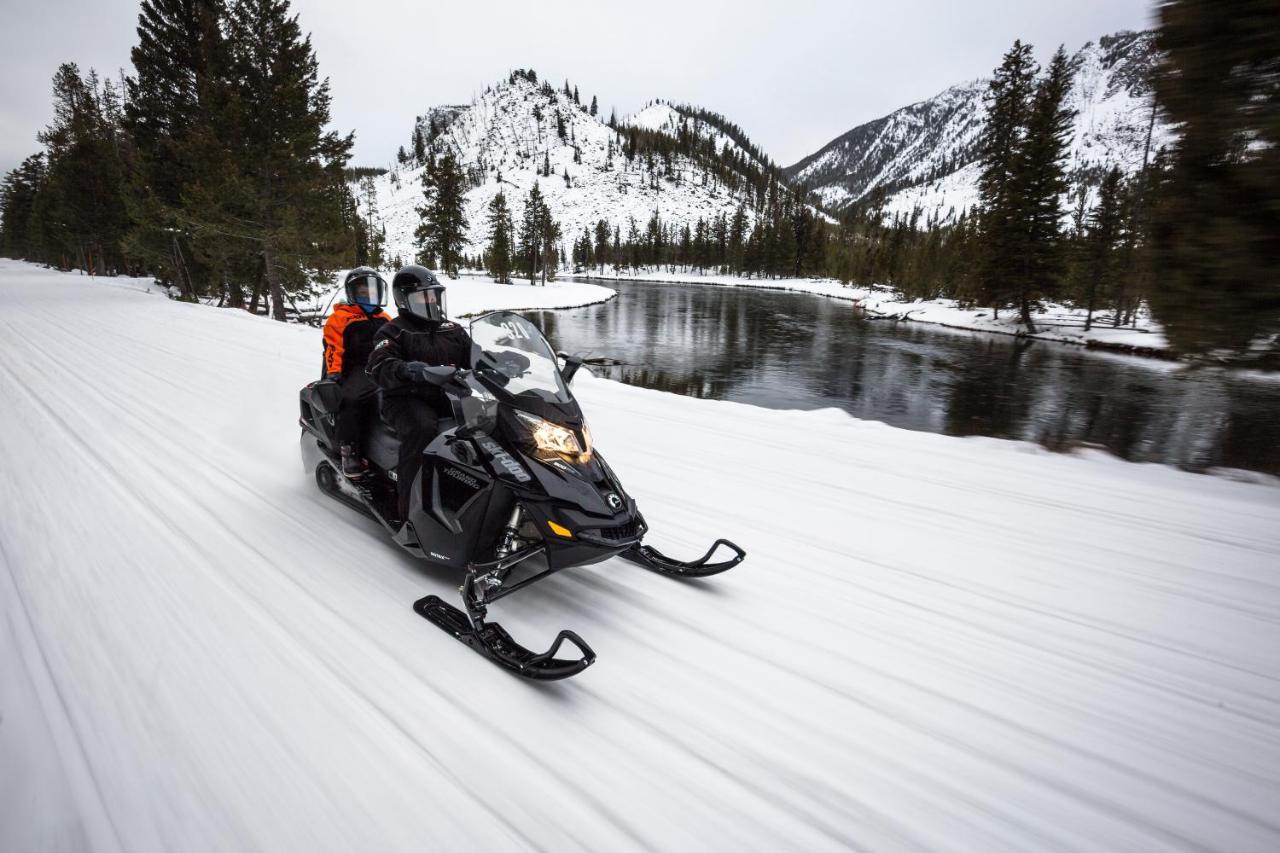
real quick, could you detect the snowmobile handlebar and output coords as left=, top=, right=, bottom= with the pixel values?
left=402, top=362, right=467, bottom=386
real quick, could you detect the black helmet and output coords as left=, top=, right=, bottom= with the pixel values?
left=392, top=265, right=448, bottom=323
left=344, top=267, right=387, bottom=312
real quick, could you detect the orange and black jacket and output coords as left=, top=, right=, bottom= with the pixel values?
left=323, top=303, right=392, bottom=378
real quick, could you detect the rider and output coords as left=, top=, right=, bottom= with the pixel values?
left=323, top=267, right=392, bottom=476
left=367, top=265, right=473, bottom=520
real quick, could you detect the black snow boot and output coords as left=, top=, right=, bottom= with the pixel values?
left=339, top=444, right=368, bottom=478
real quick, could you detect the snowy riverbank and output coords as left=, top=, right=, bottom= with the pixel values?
left=3, top=259, right=1279, bottom=851
left=577, top=268, right=1172, bottom=358
left=304, top=270, right=615, bottom=318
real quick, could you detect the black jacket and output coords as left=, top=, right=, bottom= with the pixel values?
left=367, top=313, right=473, bottom=401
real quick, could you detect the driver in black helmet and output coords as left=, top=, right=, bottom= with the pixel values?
left=367, top=265, right=473, bottom=521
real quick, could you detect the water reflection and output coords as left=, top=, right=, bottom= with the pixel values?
left=528, top=280, right=1280, bottom=475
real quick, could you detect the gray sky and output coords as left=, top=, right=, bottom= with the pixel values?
left=1, top=0, right=1154, bottom=176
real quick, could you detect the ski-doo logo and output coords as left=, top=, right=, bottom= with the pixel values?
left=606, top=493, right=623, bottom=510
left=475, top=436, right=531, bottom=483
left=443, top=467, right=480, bottom=489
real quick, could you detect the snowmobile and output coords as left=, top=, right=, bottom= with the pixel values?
left=299, top=310, right=745, bottom=680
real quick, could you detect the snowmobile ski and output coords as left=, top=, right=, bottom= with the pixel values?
left=619, top=538, right=746, bottom=577
left=413, top=594, right=596, bottom=681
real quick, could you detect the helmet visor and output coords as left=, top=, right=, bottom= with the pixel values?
left=345, top=274, right=386, bottom=309
left=406, top=287, right=447, bottom=322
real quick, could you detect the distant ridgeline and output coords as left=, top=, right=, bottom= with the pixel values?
left=784, top=31, right=1168, bottom=222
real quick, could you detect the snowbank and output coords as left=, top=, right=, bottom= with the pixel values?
left=447, top=272, right=616, bottom=316
left=302, top=271, right=615, bottom=319
left=578, top=268, right=1172, bottom=356
left=3, top=259, right=1278, bottom=852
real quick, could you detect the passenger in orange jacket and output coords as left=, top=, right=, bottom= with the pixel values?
left=323, top=268, right=392, bottom=476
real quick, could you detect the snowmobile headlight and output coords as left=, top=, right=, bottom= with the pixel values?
left=515, top=411, right=591, bottom=460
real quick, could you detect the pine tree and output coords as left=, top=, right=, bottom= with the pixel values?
left=728, top=204, right=748, bottom=274
left=593, top=219, right=610, bottom=273
left=1008, top=46, right=1075, bottom=330
left=975, top=40, right=1036, bottom=318
left=205, top=0, right=355, bottom=320
left=1147, top=0, right=1280, bottom=355
left=540, top=210, right=562, bottom=284
left=350, top=175, right=386, bottom=269
left=485, top=190, right=514, bottom=283
left=124, top=0, right=225, bottom=206
left=412, top=125, right=426, bottom=163
left=33, top=65, right=132, bottom=276
left=589, top=95, right=598, bottom=117
left=1083, top=167, right=1126, bottom=331
left=123, top=0, right=228, bottom=295
left=415, top=151, right=468, bottom=278
left=517, top=182, right=546, bottom=284
left=0, top=154, right=44, bottom=259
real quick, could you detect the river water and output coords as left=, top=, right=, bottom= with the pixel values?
left=524, top=278, right=1280, bottom=476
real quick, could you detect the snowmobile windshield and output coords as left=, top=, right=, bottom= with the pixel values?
left=470, top=312, right=571, bottom=405
left=345, top=273, right=386, bottom=309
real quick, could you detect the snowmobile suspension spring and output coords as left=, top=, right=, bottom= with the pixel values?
left=497, top=505, right=524, bottom=558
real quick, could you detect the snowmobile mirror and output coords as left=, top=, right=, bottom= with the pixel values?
left=560, top=354, right=585, bottom=384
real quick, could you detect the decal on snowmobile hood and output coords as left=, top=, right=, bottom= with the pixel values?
left=475, top=434, right=531, bottom=483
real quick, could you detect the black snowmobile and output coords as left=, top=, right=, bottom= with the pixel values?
left=299, top=310, right=744, bottom=680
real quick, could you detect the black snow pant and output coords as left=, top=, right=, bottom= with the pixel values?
left=334, top=373, right=379, bottom=450
left=381, top=395, right=445, bottom=520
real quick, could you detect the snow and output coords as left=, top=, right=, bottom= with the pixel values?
left=578, top=269, right=1172, bottom=354
left=3, top=259, right=1279, bottom=851
left=302, top=270, right=616, bottom=319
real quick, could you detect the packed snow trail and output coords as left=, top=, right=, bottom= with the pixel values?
left=2, top=260, right=1279, bottom=852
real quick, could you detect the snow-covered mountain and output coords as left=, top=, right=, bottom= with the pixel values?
left=785, top=31, right=1172, bottom=221
left=368, top=75, right=774, bottom=264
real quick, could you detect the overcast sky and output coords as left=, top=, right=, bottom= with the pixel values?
left=1, top=0, right=1155, bottom=176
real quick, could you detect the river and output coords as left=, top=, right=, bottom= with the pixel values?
left=524, top=278, right=1280, bottom=476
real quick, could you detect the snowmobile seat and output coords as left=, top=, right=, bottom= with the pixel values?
left=308, top=379, right=342, bottom=415
left=361, top=403, right=455, bottom=474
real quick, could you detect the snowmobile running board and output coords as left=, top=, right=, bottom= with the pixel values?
left=413, top=595, right=596, bottom=681
left=619, top=538, right=746, bottom=577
